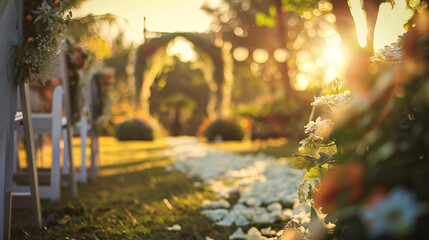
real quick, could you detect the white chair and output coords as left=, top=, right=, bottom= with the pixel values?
left=70, top=75, right=100, bottom=183
left=13, top=85, right=77, bottom=202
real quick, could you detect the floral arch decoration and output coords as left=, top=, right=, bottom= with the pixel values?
left=134, top=32, right=234, bottom=119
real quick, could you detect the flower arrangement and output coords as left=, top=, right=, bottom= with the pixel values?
left=14, top=0, right=71, bottom=84
left=283, top=9, right=429, bottom=240
left=65, top=39, right=88, bottom=70
left=64, top=39, right=90, bottom=124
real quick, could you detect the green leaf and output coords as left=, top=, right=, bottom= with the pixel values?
left=291, top=154, right=317, bottom=170
left=302, top=167, right=323, bottom=179
left=310, top=206, right=318, bottom=222
left=315, top=152, right=330, bottom=166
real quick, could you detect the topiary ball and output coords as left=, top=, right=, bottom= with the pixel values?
left=203, top=119, right=244, bottom=142
left=114, top=119, right=154, bottom=141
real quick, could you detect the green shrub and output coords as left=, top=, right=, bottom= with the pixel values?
left=203, top=119, right=244, bottom=142
left=114, top=119, right=154, bottom=141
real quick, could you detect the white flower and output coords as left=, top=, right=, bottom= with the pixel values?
left=166, top=224, right=181, bottom=231
left=360, top=188, right=424, bottom=238
left=311, top=91, right=351, bottom=112
left=304, top=117, right=330, bottom=134
left=299, top=133, right=322, bottom=151
left=371, top=35, right=404, bottom=62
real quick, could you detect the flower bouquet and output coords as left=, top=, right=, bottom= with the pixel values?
left=14, top=0, right=71, bottom=84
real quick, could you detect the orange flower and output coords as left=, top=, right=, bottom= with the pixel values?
left=25, top=15, right=33, bottom=21
left=313, top=161, right=363, bottom=214
left=27, top=37, right=34, bottom=43
left=55, top=0, right=61, bottom=6
left=72, top=44, right=83, bottom=53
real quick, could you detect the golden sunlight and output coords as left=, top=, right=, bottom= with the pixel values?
left=167, top=37, right=197, bottom=62
left=295, top=73, right=310, bottom=91
left=323, top=46, right=344, bottom=66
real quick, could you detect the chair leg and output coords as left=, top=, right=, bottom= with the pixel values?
left=89, top=130, right=100, bottom=182
left=12, top=131, right=18, bottom=174
left=50, top=123, right=62, bottom=202
left=63, top=128, right=78, bottom=198
left=78, top=116, right=87, bottom=183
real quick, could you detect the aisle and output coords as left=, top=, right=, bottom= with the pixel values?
left=164, top=137, right=311, bottom=238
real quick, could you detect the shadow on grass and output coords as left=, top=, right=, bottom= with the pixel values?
left=11, top=165, right=224, bottom=239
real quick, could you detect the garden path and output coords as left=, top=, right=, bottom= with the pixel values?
left=164, top=136, right=311, bottom=239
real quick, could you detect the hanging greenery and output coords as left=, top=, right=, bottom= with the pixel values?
left=14, top=0, right=71, bottom=84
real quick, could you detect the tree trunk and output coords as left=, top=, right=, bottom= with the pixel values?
left=330, top=0, right=360, bottom=51
left=274, top=0, right=294, bottom=100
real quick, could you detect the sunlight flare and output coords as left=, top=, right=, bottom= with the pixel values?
left=323, top=46, right=344, bottom=66
left=167, top=37, right=197, bottom=62
left=295, top=73, right=310, bottom=91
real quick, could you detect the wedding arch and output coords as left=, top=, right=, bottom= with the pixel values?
left=134, top=32, right=234, bottom=119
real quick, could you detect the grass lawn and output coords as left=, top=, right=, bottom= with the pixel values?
left=11, top=137, right=297, bottom=239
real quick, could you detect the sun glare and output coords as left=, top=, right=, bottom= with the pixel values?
left=167, top=37, right=197, bottom=62
left=323, top=46, right=344, bottom=66
left=295, top=73, right=310, bottom=91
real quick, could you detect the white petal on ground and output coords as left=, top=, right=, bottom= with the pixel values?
left=229, top=227, right=247, bottom=240
left=267, top=202, right=282, bottom=212
left=203, top=198, right=231, bottom=209
left=216, top=214, right=236, bottom=226
left=261, top=227, right=272, bottom=236
left=235, top=214, right=250, bottom=226
left=165, top=137, right=306, bottom=228
left=166, top=224, right=181, bottom=231
left=246, top=227, right=263, bottom=240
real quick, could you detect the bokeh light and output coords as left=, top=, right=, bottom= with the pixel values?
left=233, top=47, right=249, bottom=62
left=167, top=37, right=197, bottom=62
left=273, top=48, right=289, bottom=63
left=252, top=48, right=269, bottom=64
left=295, top=73, right=310, bottom=91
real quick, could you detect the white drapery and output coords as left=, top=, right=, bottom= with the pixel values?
left=0, top=0, right=23, bottom=238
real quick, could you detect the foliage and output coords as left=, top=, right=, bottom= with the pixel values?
left=201, top=119, right=244, bottom=142
left=236, top=95, right=312, bottom=139
left=281, top=0, right=320, bottom=14
left=14, top=0, right=72, bottom=84
left=160, top=93, right=196, bottom=111
left=66, top=13, right=121, bottom=42
left=287, top=9, right=429, bottom=240
left=114, top=119, right=154, bottom=141
left=149, top=59, right=210, bottom=136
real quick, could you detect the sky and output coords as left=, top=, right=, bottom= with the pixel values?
left=74, top=0, right=413, bottom=50
left=73, top=0, right=214, bottom=44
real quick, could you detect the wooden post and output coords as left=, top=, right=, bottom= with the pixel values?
left=58, top=50, right=78, bottom=198
left=18, top=83, right=42, bottom=228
